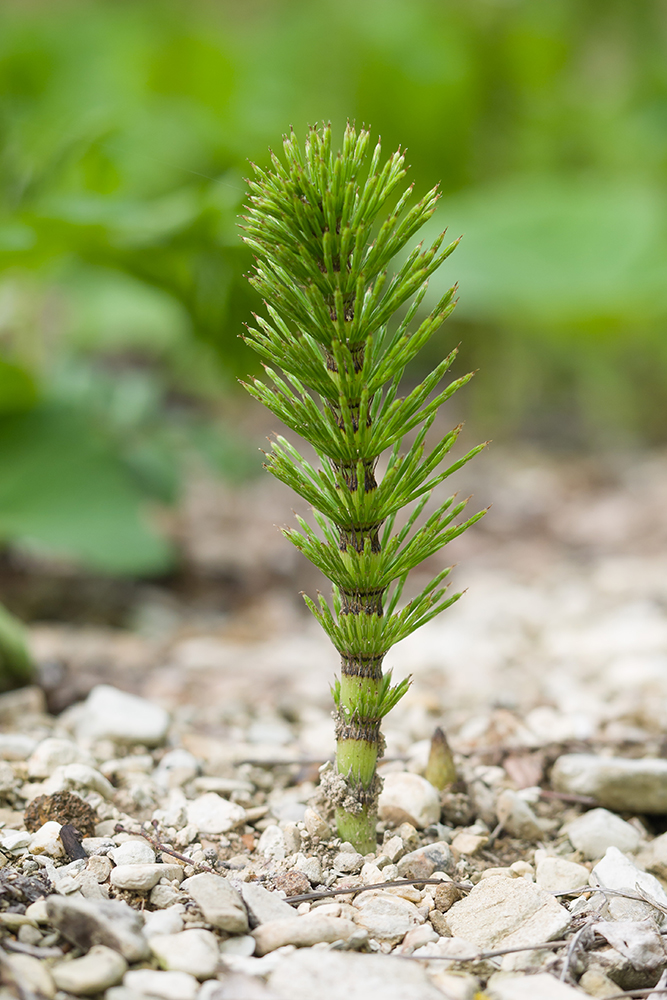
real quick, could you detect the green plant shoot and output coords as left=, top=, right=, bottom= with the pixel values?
left=242, top=124, right=485, bottom=853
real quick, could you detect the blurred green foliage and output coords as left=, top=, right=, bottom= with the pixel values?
left=1, top=0, right=666, bottom=572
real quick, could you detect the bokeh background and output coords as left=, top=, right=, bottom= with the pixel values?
left=1, top=0, right=667, bottom=606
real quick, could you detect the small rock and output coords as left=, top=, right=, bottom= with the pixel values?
left=270, top=870, right=310, bottom=896
left=150, top=882, right=183, bottom=909
left=578, top=968, right=622, bottom=997
left=382, top=835, right=405, bottom=862
left=451, top=832, right=488, bottom=856
left=0, top=733, right=37, bottom=760
left=2, top=953, right=55, bottom=999
left=187, top=793, right=246, bottom=835
left=239, top=881, right=296, bottom=926
left=77, top=684, right=170, bottom=746
left=258, top=825, right=286, bottom=861
left=552, top=754, right=667, bottom=813
left=446, top=875, right=571, bottom=950
left=202, top=973, right=281, bottom=999
left=110, top=840, right=156, bottom=866
left=0, top=829, right=31, bottom=853
left=566, top=808, right=641, bottom=860
left=294, top=854, right=322, bottom=884
left=429, top=909, right=452, bottom=937
left=111, top=863, right=184, bottom=892
left=151, top=928, right=220, bottom=979
left=24, top=789, right=97, bottom=836
left=253, top=913, right=364, bottom=955
left=435, top=882, right=465, bottom=912
left=181, top=872, right=248, bottom=933
left=43, top=763, right=114, bottom=799
left=394, top=822, right=420, bottom=850
left=592, top=846, right=667, bottom=922
left=124, top=969, right=199, bottom=1000
left=639, top=830, right=667, bottom=879
left=28, top=821, right=64, bottom=858
left=535, top=857, right=590, bottom=892
left=52, top=944, right=127, bottom=995
left=378, top=772, right=441, bottom=829
left=486, top=973, right=586, bottom=998
left=155, top=749, right=200, bottom=789
left=46, top=894, right=149, bottom=962
left=495, top=789, right=544, bottom=841
left=333, top=851, right=364, bottom=873
left=282, top=823, right=301, bottom=855
left=397, top=842, right=454, bottom=878
left=304, top=807, right=332, bottom=840
left=219, top=934, right=256, bottom=957
left=267, top=948, right=445, bottom=1000
left=427, top=971, right=480, bottom=1000
left=593, top=919, right=665, bottom=977
left=396, top=923, right=439, bottom=954
left=27, top=737, right=94, bottom=778
left=25, top=899, right=49, bottom=924
left=143, top=905, right=185, bottom=937
left=353, top=892, right=422, bottom=943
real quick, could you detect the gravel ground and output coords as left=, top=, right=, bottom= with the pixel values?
left=1, top=449, right=667, bottom=998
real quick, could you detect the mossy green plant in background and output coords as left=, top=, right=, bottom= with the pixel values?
left=242, top=124, right=485, bottom=852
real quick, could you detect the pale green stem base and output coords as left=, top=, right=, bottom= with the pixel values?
left=334, top=804, right=376, bottom=856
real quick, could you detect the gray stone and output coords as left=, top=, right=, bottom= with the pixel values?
left=352, top=892, right=422, bottom=943
left=397, top=841, right=454, bottom=878
left=253, top=914, right=363, bottom=956
left=0, top=733, right=37, bottom=760
left=552, top=754, right=667, bottom=814
left=333, top=851, right=364, bottom=873
left=219, top=936, right=256, bottom=959
left=239, top=881, right=295, bottom=926
left=181, top=872, right=248, bottom=933
left=150, top=882, right=183, bottom=909
left=1, top=953, right=55, bottom=999
left=150, top=928, right=220, bottom=979
left=495, top=789, right=545, bottom=841
left=52, top=944, right=126, bottom=995
left=257, top=825, right=286, bottom=861
left=124, top=969, right=199, bottom=1000
left=378, top=772, right=441, bottom=829
left=535, top=857, right=590, bottom=892
left=639, top=831, right=667, bottom=880
left=142, top=904, right=185, bottom=937
left=155, top=749, right=200, bottom=789
left=46, top=894, right=149, bottom=962
left=592, top=846, right=667, bottom=923
left=111, top=863, right=184, bottom=892
left=486, top=973, right=586, bottom=999
left=293, top=854, right=323, bottom=884
left=43, top=762, right=115, bottom=799
left=268, top=948, right=446, bottom=1000
left=110, top=840, right=156, bottom=866
left=566, top=808, right=641, bottom=860
left=303, top=808, right=332, bottom=841
left=201, top=974, right=281, bottom=999
left=77, top=683, right=170, bottom=746
left=28, top=737, right=94, bottom=777
left=382, top=835, right=405, bottom=862
left=446, top=875, right=571, bottom=951
left=186, top=793, right=246, bottom=835
left=593, top=919, right=665, bottom=975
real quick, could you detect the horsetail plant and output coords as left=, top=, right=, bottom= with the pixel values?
left=241, top=123, right=486, bottom=854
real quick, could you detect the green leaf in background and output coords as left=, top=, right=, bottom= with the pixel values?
left=0, top=602, right=34, bottom=692
left=428, top=177, right=667, bottom=328
left=0, top=405, right=173, bottom=575
left=0, top=359, right=38, bottom=415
